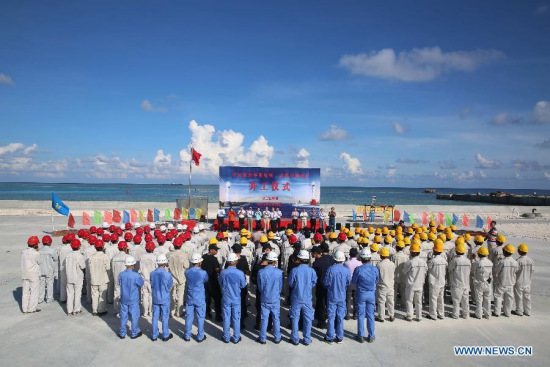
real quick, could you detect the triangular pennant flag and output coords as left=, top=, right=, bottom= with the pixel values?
left=452, top=214, right=459, bottom=225
left=393, top=210, right=401, bottom=222
left=191, top=147, right=202, bottom=166
left=462, top=214, right=470, bottom=227
left=113, top=210, right=121, bottom=223
left=182, top=208, right=189, bottom=220
left=409, top=213, right=415, bottom=224
left=437, top=212, right=444, bottom=226
left=104, top=211, right=113, bottom=224
left=68, top=213, right=75, bottom=228
left=174, top=208, right=181, bottom=220
left=165, top=209, right=172, bottom=220
left=383, top=211, right=390, bottom=222
left=130, top=210, right=137, bottom=223
left=93, top=211, right=102, bottom=224
left=429, top=212, right=435, bottom=222
left=147, top=209, right=153, bottom=222
left=52, top=193, right=70, bottom=216
left=444, top=214, right=452, bottom=227
left=139, top=210, right=145, bottom=222
left=404, top=211, right=410, bottom=223
left=352, top=209, right=357, bottom=221
left=476, top=215, right=483, bottom=228
left=487, top=215, right=492, bottom=228
left=195, top=208, right=202, bottom=220
left=421, top=212, right=428, bottom=225
left=82, top=212, right=90, bottom=226
left=154, top=209, right=160, bottom=222
left=123, top=210, right=130, bottom=223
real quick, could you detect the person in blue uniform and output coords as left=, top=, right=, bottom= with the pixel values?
left=219, top=253, right=247, bottom=343
left=256, top=251, right=283, bottom=344
left=184, top=253, right=209, bottom=342
left=323, top=250, right=351, bottom=344
left=150, top=254, right=173, bottom=341
left=352, top=248, right=379, bottom=343
left=118, top=256, right=144, bottom=339
left=288, top=250, right=317, bottom=346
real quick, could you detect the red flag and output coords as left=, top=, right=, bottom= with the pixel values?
left=174, top=208, right=181, bottom=220
left=393, top=210, right=401, bottom=222
left=147, top=209, right=153, bottom=222
left=82, top=212, right=90, bottom=226
left=421, top=212, right=428, bottom=225
left=191, top=147, right=202, bottom=166
left=104, top=211, right=113, bottom=224
left=130, top=209, right=138, bottom=223
left=487, top=215, right=492, bottom=228
left=462, top=214, right=470, bottom=227
left=68, top=213, right=75, bottom=228
left=437, top=212, right=444, bottom=225
left=113, top=210, right=121, bottom=223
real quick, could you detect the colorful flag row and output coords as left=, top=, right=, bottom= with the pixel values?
left=78, top=208, right=203, bottom=226
left=399, top=211, right=492, bottom=229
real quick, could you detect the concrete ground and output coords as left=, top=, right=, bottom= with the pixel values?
left=1, top=215, right=549, bottom=366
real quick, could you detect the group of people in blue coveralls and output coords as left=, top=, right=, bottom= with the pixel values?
left=117, top=245, right=379, bottom=344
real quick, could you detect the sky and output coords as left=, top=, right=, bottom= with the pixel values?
left=1, top=0, right=550, bottom=188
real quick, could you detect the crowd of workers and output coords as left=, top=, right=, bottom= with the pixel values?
left=21, top=218, right=534, bottom=345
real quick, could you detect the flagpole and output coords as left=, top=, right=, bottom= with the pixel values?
left=51, top=213, right=54, bottom=233
left=188, top=146, right=192, bottom=209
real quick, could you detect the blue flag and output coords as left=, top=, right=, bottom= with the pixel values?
left=452, top=214, right=459, bottom=225
left=52, top=193, right=70, bottom=216
left=352, top=209, right=357, bottom=221
left=476, top=215, right=483, bottom=228
left=123, top=210, right=130, bottom=223
left=403, top=211, right=410, bottom=223
left=154, top=208, right=160, bottom=222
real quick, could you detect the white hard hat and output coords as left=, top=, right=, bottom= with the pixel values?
left=176, top=224, right=183, bottom=230
left=134, top=222, right=141, bottom=229
left=167, top=223, right=174, bottom=230
left=198, top=224, right=205, bottom=231
left=227, top=253, right=239, bottom=263
left=160, top=225, right=167, bottom=232
left=102, top=222, right=109, bottom=229
left=360, top=248, right=372, bottom=260
left=149, top=222, right=155, bottom=228
left=266, top=252, right=278, bottom=262
left=333, top=250, right=345, bottom=262
left=192, top=227, right=199, bottom=234
left=120, top=224, right=125, bottom=229
left=298, top=250, right=310, bottom=260
left=182, top=224, right=188, bottom=230
left=125, top=256, right=136, bottom=266
left=190, top=253, right=202, bottom=264
left=156, top=254, right=168, bottom=264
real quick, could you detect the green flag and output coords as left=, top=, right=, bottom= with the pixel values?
left=409, top=213, right=415, bottom=224
left=94, top=210, right=102, bottom=224
left=445, top=213, right=452, bottom=227
left=165, top=208, right=172, bottom=220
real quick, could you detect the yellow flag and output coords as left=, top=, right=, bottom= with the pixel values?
left=429, top=212, right=435, bottom=221
left=383, top=211, right=390, bottom=222
left=194, top=208, right=202, bottom=220
left=182, top=208, right=189, bottom=220
left=138, top=210, right=145, bottom=222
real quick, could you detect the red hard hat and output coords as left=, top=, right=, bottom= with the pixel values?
left=118, top=241, right=128, bottom=250
left=96, top=228, right=104, bottom=236
left=143, top=225, right=151, bottom=233
left=116, top=228, right=123, bottom=236
left=171, top=229, right=178, bottom=236
left=133, top=235, right=142, bottom=244
left=154, top=229, right=161, bottom=238
left=173, top=237, right=183, bottom=247
left=110, top=233, right=119, bottom=242
left=89, top=234, right=98, bottom=244
left=136, top=227, right=144, bottom=236
left=157, top=234, right=166, bottom=244
left=27, top=236, right=40, bottom=246
left=289, top=234, right=298, bottom=244
left=94, top=240, right=105, bottom=249
left=77, top=229, right=84, bottom=238
left=67, top=233, right=75, bottom=241
left=145, top=233, right=153, bottom=242
left=145, top=242, right=155, bottom=251
left=216, top=232, right=224, bottom=239
left=42, top=235, right=52, bottom=244
left=102, top=234, right=110, bottom=242
left=314, top=233, right=323, bottom=242
left=338, top=232, right=347, bottom=241
left=70, top=239, right=81, bottom=249
left=62, top=235, right=68, bottom=243
left=165, top=232, right=174, bottom=240
left=82, top=230, right=90, bottom=239
left=125, top=223, right=132, bottom=230
left=183, top=232, right=191, bottom=241
left=124, top=232, right=133, bottom=241
left=89, top=226, right=97, bottom=234
left=109, top=225, right=116, bottom=233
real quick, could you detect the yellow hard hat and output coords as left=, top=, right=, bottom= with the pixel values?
left=223, top=232, right=229, bottom=238
left=410, top=244, right=420, bottom=253
left=360, top=229, right=368, bottom=236
left=246, top=231, right=252, bottom=239
left=390, top=230, right=396, bottom=237
left=420, top=233, right=428, bottom=241
left=384, top=235, right=393, bottom=244
left=396, top=226, right=403, bottom=233
left=382, top=227, right=389, bottom=235
left=448, top=233, right=455, bottom=241
left=455, top=244, right=466, bottom=254
left=474, top=235, right=484, bottom=244
left=477, top=247, right=489, bottom=256
left=342, top=228, right=349, bottom=233
left=355, top=227, right=361, bottom=234
left=433, top=240, right=444, bottom=253
left=260, top=235, right=268, bottom=243
left=380, top=248, right=390, bottom=257
left=444, top=227, right=452, bottom=233
left=421, top=226, right=427, bottom=232
left=438, top=234, right=446, bottom=242
left=209, top=238, right=218, bottom=245
left=412, top=238, right=421, bottom=246
left=411, top=223, right=418, bottom=229
left=396, top=240, right=405, bottom=248
left=429, top=220, right=436, bottom=227
left=518, top=244, right=528, bottom=253
left=362, top=237, right=370, bottom=245
left=430, top=227, right=437, bottom=234
left=503, top=244, right=515, bottom=254
left=347, top=232, right=354, bottom=239
left=415, top=227, right=422, bottom=234
left=464, top=233, right=471, bottom=242
left=268, top=232, right=275, bottom=240
left=428, top=233, right=436, bottom=241
left=329, top=233, right=337, bottom=240
left=496, top=235, right=506, bottom=243
left=240, top=228, right=247, bottom=235
left=240, top=237, right=248, bottom=245
left=455, top=237, right=465, bottom=246
left=406, top=227, right=414, bottom=235
left=450, top=225, right=457, bottom=231
left=285, top=228, right=293, bottom=235
left=375, top=228, right=382, bottom=235
left=357, top=237, right=364, bottom=245
left=396, top=234, right=404, bottom=241
left=437, top=224, right=444, bottom=231
left=370, top=243, right=379, bottom=252
left=368, top=227, right=374, bottom=234
left=403, top=237, right=411, bottom=245
left=373, top=235, right=382, bottom=243
left=413, top=234, right=420, bottom=241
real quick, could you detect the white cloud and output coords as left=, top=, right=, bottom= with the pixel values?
left=534, top=101, right=550, bottom=123
left=0, top=143, right=24, bottom=155
left=295, top=148, right=310, bottom=168
left=339, top=152, right=364, bottom=175
left=178, top=120, right=275, bottom=175
left=475, top=152, right=502, bottom=169
left=23, top=144, right=37, bottom=155
left=479, top=170, right=487, bottom=178
left=141, top=99, right=168, bottom=113
left=318, top=125, right=350, bottom=141
left=392, top=120, right=408, bottom=134
left=535, top=4, right=548, bottom=14
left=339, top=47, right=504, bottom=82
left=87, top=154, right=144, bottom=179
left=545, top=171, right=550, bottom=179
left=439, top=160, right=456, bottom=170
left=386, top=167, right=397, bottom=178
left=452, top=170, right=475, bottom=181
left=0, top=73, right=14, bottom=86
left=489, top=112, right=522, bottom=125
left=153, top=149, right=171, bottom=167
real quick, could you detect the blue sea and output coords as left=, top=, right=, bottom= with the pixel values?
left=0, top=183, right=548, bottom=205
